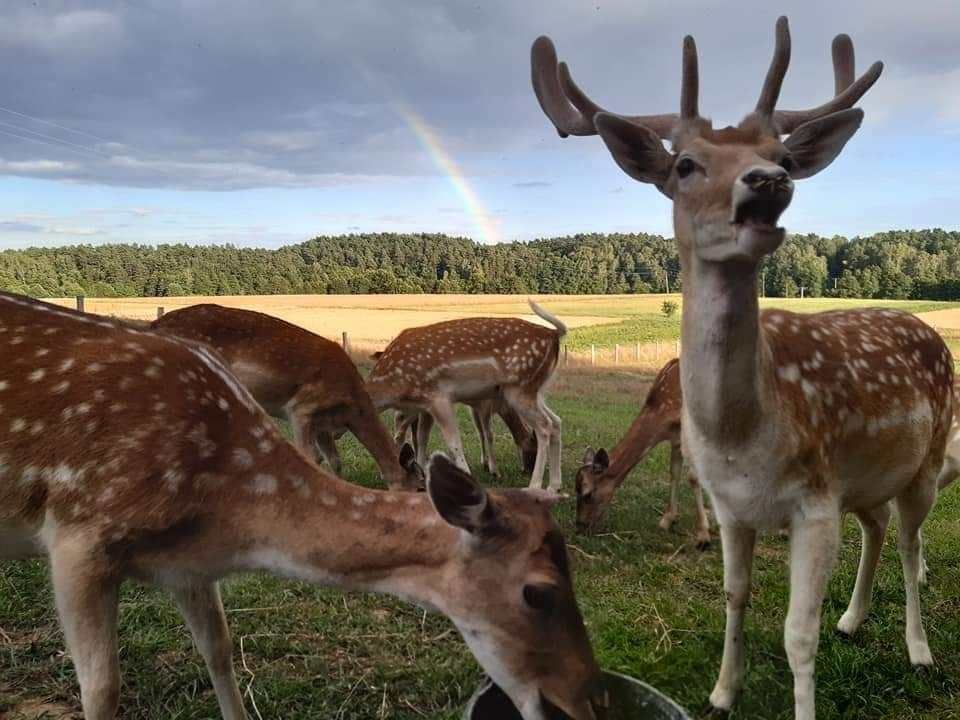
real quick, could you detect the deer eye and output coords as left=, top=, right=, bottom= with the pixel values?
left=778, top=154, right=795, bottom=173
left=675, top=156, right=697, bottom=178
left=523, top=584, right=557, bottom=613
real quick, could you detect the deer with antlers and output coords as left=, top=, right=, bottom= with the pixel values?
left=391, top=396, right=538, bottom=478
left=0, top=291, right=607, bottom=720
left=533, top=17, right=954, bottom=719
left=152, top=304, right=422, bottom=491
left=367, top=301, right=567, bottom=491
left=575, top=358, right=711, bottom=547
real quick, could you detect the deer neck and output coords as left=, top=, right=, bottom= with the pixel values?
left=678, top=251, right=774, bottom=445
left=605, top=409, right=675, bottom=486
left=234, top=471, right=458, bottom=612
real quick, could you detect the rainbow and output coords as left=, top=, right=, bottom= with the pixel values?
left=394, top=102, right=501, bottom=244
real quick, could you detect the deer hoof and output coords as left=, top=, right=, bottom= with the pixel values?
left=657, top=514, right=678, bottom=531
left=702, top=704, right=731, bottom=719
left=695, top=534, right=712, bottom=551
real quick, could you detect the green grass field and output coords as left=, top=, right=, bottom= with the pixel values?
left=2, top=368, right=959, bottom=719
left=565, top=296, right=960, bottom=350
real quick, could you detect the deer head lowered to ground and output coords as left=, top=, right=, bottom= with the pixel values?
left=0, top=292, right=607, bottom=720
left=366, top=300, right=567, bottom=492
left=533, top=17, right=953, bottom=719
left=390, top=395, right=539, bottom=479
left=152, top=304, right=423, bottom=491
left=575, top=358, right=710, bottom=548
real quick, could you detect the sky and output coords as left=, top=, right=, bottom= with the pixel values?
left=0, top=0, right=957, bottom=250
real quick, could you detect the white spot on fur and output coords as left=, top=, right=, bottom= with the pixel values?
left=28, top=369, right=45, bottom=382
left=232, top=448, right=254, bottom=469
left=252, top=473, right=277, bottom=494
left=777, top=364, right=800, bottom=383
left=10, top=418, right=25, bottom=432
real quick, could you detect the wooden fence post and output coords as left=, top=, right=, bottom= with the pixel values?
left=635, top=342, right=640, bottom=361
left=675, top=339, right=681, bottom=357
left=564, top=345, right=569, bottom=367
left=75, top=295, right=85, bottom=313
left=614, top=344, right=619, bottom=364
left=342, top=331, right=350, bottom=354
left=591, top=344, right=596, bottom=367
left=156, top=306, right=165, bottom=319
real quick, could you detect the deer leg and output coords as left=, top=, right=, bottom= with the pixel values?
left=708, top=524, right=756, bottom=714
left=169, top=583, right=247, bottom=720
left=284, top=403, right=323, bottom=466
left=837, top=503, right=890, bottom=637
left=689, top=470, right=712, bottom=550
left=49, top=539, right=121, bottom=720
left=471, top=404, right=498, bottom=477
left=394, top=411, right=415, bottom=449
left=896, top=476, right=938, bottom=667
left=540, top=400, right=563, bottom=492
left=504, top=389, right=551, bottom=490
left=430, top=400, right=470, bottom=472
left=784, top=508, right=840, bottom=720
left=314, top=431, right=342, bottom=476
left=415, top=411, right=435, bottom=469
left=658, top=440, right=682, bottom=532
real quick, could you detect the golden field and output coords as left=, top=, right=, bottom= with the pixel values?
left=44, top=293, right=960, bottom=369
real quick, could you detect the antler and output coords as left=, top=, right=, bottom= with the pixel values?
left=761, top=17, right=884, bottom=134
left=531, top=18, right=882, bottom=141
left=531, top=36, right=681, bottom=139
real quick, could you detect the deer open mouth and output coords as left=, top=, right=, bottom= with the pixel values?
left=731, top=200, right=787, bottom=257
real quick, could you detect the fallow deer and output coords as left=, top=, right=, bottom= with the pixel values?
left=0, top=291, right=608, bottom=720
left=574, top=358, right=710, bottom=548
left=367, top=301, right=567, bottom=491
left=392, top=397, right=539, bottom=478
left=152, top=304, right=423, bottom=491
left=533, top=18, right=954, bottom=719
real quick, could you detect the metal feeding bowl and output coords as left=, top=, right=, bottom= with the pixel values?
left=464, top=670, right=690, bottom=720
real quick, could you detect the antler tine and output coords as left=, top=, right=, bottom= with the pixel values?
left=831, top=33, right=855, bottom=94
left=756, top=16, right=792, bottom=115
left=532, top=35, right=680, bottom=140
left=774, top=35, right=883, bottom=134
left=531, top=36, right=598, bottom=137
left=680, top=35, right=699, bottom=119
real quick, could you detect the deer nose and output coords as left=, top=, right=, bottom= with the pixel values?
left=740, top=166, right=792, bottom=194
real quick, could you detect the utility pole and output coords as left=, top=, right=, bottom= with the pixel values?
left=760, top=270, right=766, bottom=298
left=833, top=277, right=838, bottom=290
left=800, top=286, right=806, bottom=299
left=664, top=266, right=670, bottom=294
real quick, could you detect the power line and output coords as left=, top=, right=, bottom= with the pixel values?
left=0, top=119, right=112, bottom=158
left=0, top=105, right=114, bottom=145
left=0, top=127, right=107, bottom=160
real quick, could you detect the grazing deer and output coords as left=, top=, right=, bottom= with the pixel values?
left=391, top=397, right=538, bottom=478
left=575, top=359, right=711, bottom=547
left=533, top=18, right=954, bottom=719
left=0, top=291, right=608, bottom=720
left=152, top=304, right=422, bottom=491
left=367, top=301, right=567, bottom=491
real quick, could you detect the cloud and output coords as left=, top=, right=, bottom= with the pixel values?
left=513, top=180, right=552, bottom=188
left=0, top=220, right=45, bottom=233
left=0, top=1, right=954, bottom=193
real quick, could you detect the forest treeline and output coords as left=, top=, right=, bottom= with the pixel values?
left=2, top=228, right=960, bottom=299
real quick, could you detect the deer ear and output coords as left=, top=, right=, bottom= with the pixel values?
left=594, top=112, right=674, bottom=196
left=427, top=453, right=495, bottom=533
left=582, top=447, right=596, bottom=466
left=784, top=108, right=863, bottom=179
left=593, top=448, right=610, bottom=471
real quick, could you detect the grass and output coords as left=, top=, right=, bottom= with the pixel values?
left=566, top=297, right=960, bottom=354
left=3, top=368, right=960, bottom=719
